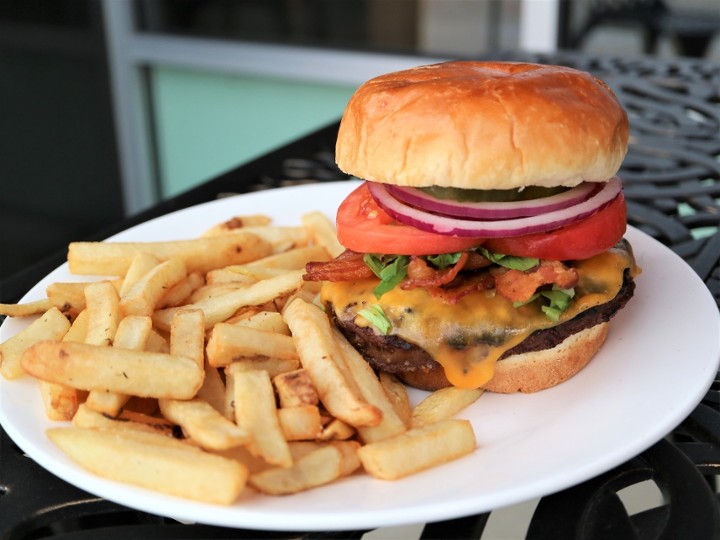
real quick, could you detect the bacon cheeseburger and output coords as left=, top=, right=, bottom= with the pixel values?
left=305, top=61, right=641, bottom=393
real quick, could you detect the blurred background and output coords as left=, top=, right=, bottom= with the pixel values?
left=1, top=0, right=719, bottom=287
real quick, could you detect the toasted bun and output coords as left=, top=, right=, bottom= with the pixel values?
left=398, top=323, right=609, bottom=393
left=336, top=61, right=628, bottom=190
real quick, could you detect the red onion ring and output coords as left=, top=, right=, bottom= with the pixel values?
left=367, top=177, right=623, bottom=238
left=386, top=182, right=597, bottom=219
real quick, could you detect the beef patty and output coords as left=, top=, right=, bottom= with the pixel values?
left=329, top=271, right=636, bottom=377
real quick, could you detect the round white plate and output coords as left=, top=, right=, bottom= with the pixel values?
left=2, top=181, right=719, bottom=532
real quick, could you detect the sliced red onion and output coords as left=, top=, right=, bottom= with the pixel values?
left=386, top=182, right=596, bottom=219
left=367, top=177, right=622, bottom=238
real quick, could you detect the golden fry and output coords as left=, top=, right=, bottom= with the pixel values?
left=83, top=281, right=120, bottom=347
left=357, top=419, right=476, bottom=480
left=120, top=258, right=187, bottom=317
left=22, top=341, right=203, bottom=399
left=283, top=298, right=382, bottom=428
left=119, top=253, right=161, bottom=297
left=301, top=211, right=345, bottom=258
left=206, top=323, right=297, bottom=367
left=159, top=398, right=250, bottom=451
left=48, top=427, right=248, bottom=504
left=250, top=444, right=353, bottom=496
left=68, top=233, right=272, bottom=276
left=277, top=405, right=323, bottom=441
left=411, top=387, right=484, bottom=428
left=0, top=299, right=53, bottom=318
left=230, top=369, right=292, bottom=468
left=0, top=307, right=71, bottom=380
left=153, top=269, right=304, bottom=331
left=84, top=315, right=152, bottom=416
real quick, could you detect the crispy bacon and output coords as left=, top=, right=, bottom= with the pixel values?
left=402, top=252, right=469, bottom=290
left=304, top=250, right=374, bottom=282
left=493, top=260, right=579, bottom=304
left=425, top=272, right=496, bottom=304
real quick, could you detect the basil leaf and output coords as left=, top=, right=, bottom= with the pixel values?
left=513, top=286, right=576, bottom=321
left=363, top=254, right=409, bottom=298
left=540, top=287, right=575, bottom=312
left=541, top=305, right=562, bottom=322
left=358, top=304, right=392, bottom=335
left=425, top=252, right=463, bottom=268
left=478, top=247, right=539, bottom=271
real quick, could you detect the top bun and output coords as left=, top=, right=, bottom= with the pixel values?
left=335, top=61, right=629, bottom=190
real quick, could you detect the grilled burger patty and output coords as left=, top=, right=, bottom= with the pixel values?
left=329, top=271, right=636, bottom=379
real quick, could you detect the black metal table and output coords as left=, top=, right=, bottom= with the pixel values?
left=1, top=52, right=719, bottom=539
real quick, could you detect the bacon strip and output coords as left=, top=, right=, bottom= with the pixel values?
left=401, top=252, right=469, bottom=290
left=304, top=250, right=374, bottom=282
left=493, top=260, right=579, bottom=304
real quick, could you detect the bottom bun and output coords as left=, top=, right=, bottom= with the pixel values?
left=398, top=323, right=609, bottom=393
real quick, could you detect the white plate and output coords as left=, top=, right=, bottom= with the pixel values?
left=2, top=181, right=719, bottom=532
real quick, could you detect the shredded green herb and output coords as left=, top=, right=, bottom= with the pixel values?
left=513, top=285, right=576, bottom=321
left=363, top=254, right=409, bottom=298
left=357, top=304, right=392, bottom=335
left=478, top=247, right=539, bottom=271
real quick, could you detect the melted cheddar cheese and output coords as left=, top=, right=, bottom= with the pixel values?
left=322, top=242, right=639, bottom=389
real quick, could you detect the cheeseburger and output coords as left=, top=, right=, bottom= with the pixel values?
left=305, top=61, right=640, bottom=393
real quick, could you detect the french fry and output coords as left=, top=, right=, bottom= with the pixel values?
left=73, top=404, right=178, bottom=438
left=196, top=360, right=226, bottom=415
left=83, top=281, right=120, bottom=347
left=283, top=298, right=382, bottom=428
left=144, top=328, right=169, bottom=353
left=379, top=372, right=412, bottom=429
left=204, top=268, right=258, bottom=286
left=0, top=307, right=71, bottom=379
left=206, top=323, right=298, bottom=367
left=411, top=387, right=484, bottom=428
left=156, top=272, right=205, bottom=309
left=273, top=369, right=319, bottom=408
left=235, top=226, right=310, bottom=253
left=357, top=419, right=477, bottom=480
left=241, top=245, right=330, bottom=271
left=249, top=444, right=357, bottom=496
left=45, top=281, right=93, bottom=319
left=229, top=369, right=292, bottom=468
left=48, top=427, right=248, bottom=504
left=318, top=418, right=356, bottom=441
left=37, top=309, right=91, bottom=421
left=153, top=269, right=305, bottom=330
left=84, top=315, right=152, bottom=416
left=301, top=211, right=345, bottom=258
left=68, top=233, right=272, bottom=276
left=119, top=253, right=161, bottom=297
left=231, top=310, right=290, bottom=335
left=63, top=309, right=89, bottom=343
left=22, top=341, right=203, bottom=399
left=38, top=380, right=82, bottom=422
left=0, top=299, right=53, bottom=318
left=159, top=398, right=250, bottom=451
left=169, top=308, right=205, bottom=369
left=277, top=405, right=323, bottom=441
left=201, top=215, right=272, bottom=235
left=120, top=258, right=187, bottom=317
left=333, top=328, right=407, bottom=443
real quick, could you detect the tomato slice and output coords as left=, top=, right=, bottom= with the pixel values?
left=336, top=183, right=485, bottom=255
left=483, top=192, right=627, bottom=260
left=337, top=182, right=627, bottom=260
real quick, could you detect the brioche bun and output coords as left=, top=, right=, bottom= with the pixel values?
left=336, top=61, right=628, bottom=191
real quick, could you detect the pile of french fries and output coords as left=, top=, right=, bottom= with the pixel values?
left=0, top=211, right=480, bottom=505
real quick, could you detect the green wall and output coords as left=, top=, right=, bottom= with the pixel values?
left=151, top=68, right=357, bottom=197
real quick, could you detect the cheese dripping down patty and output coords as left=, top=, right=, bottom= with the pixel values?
left=321, top=243, right=639, bottom=389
